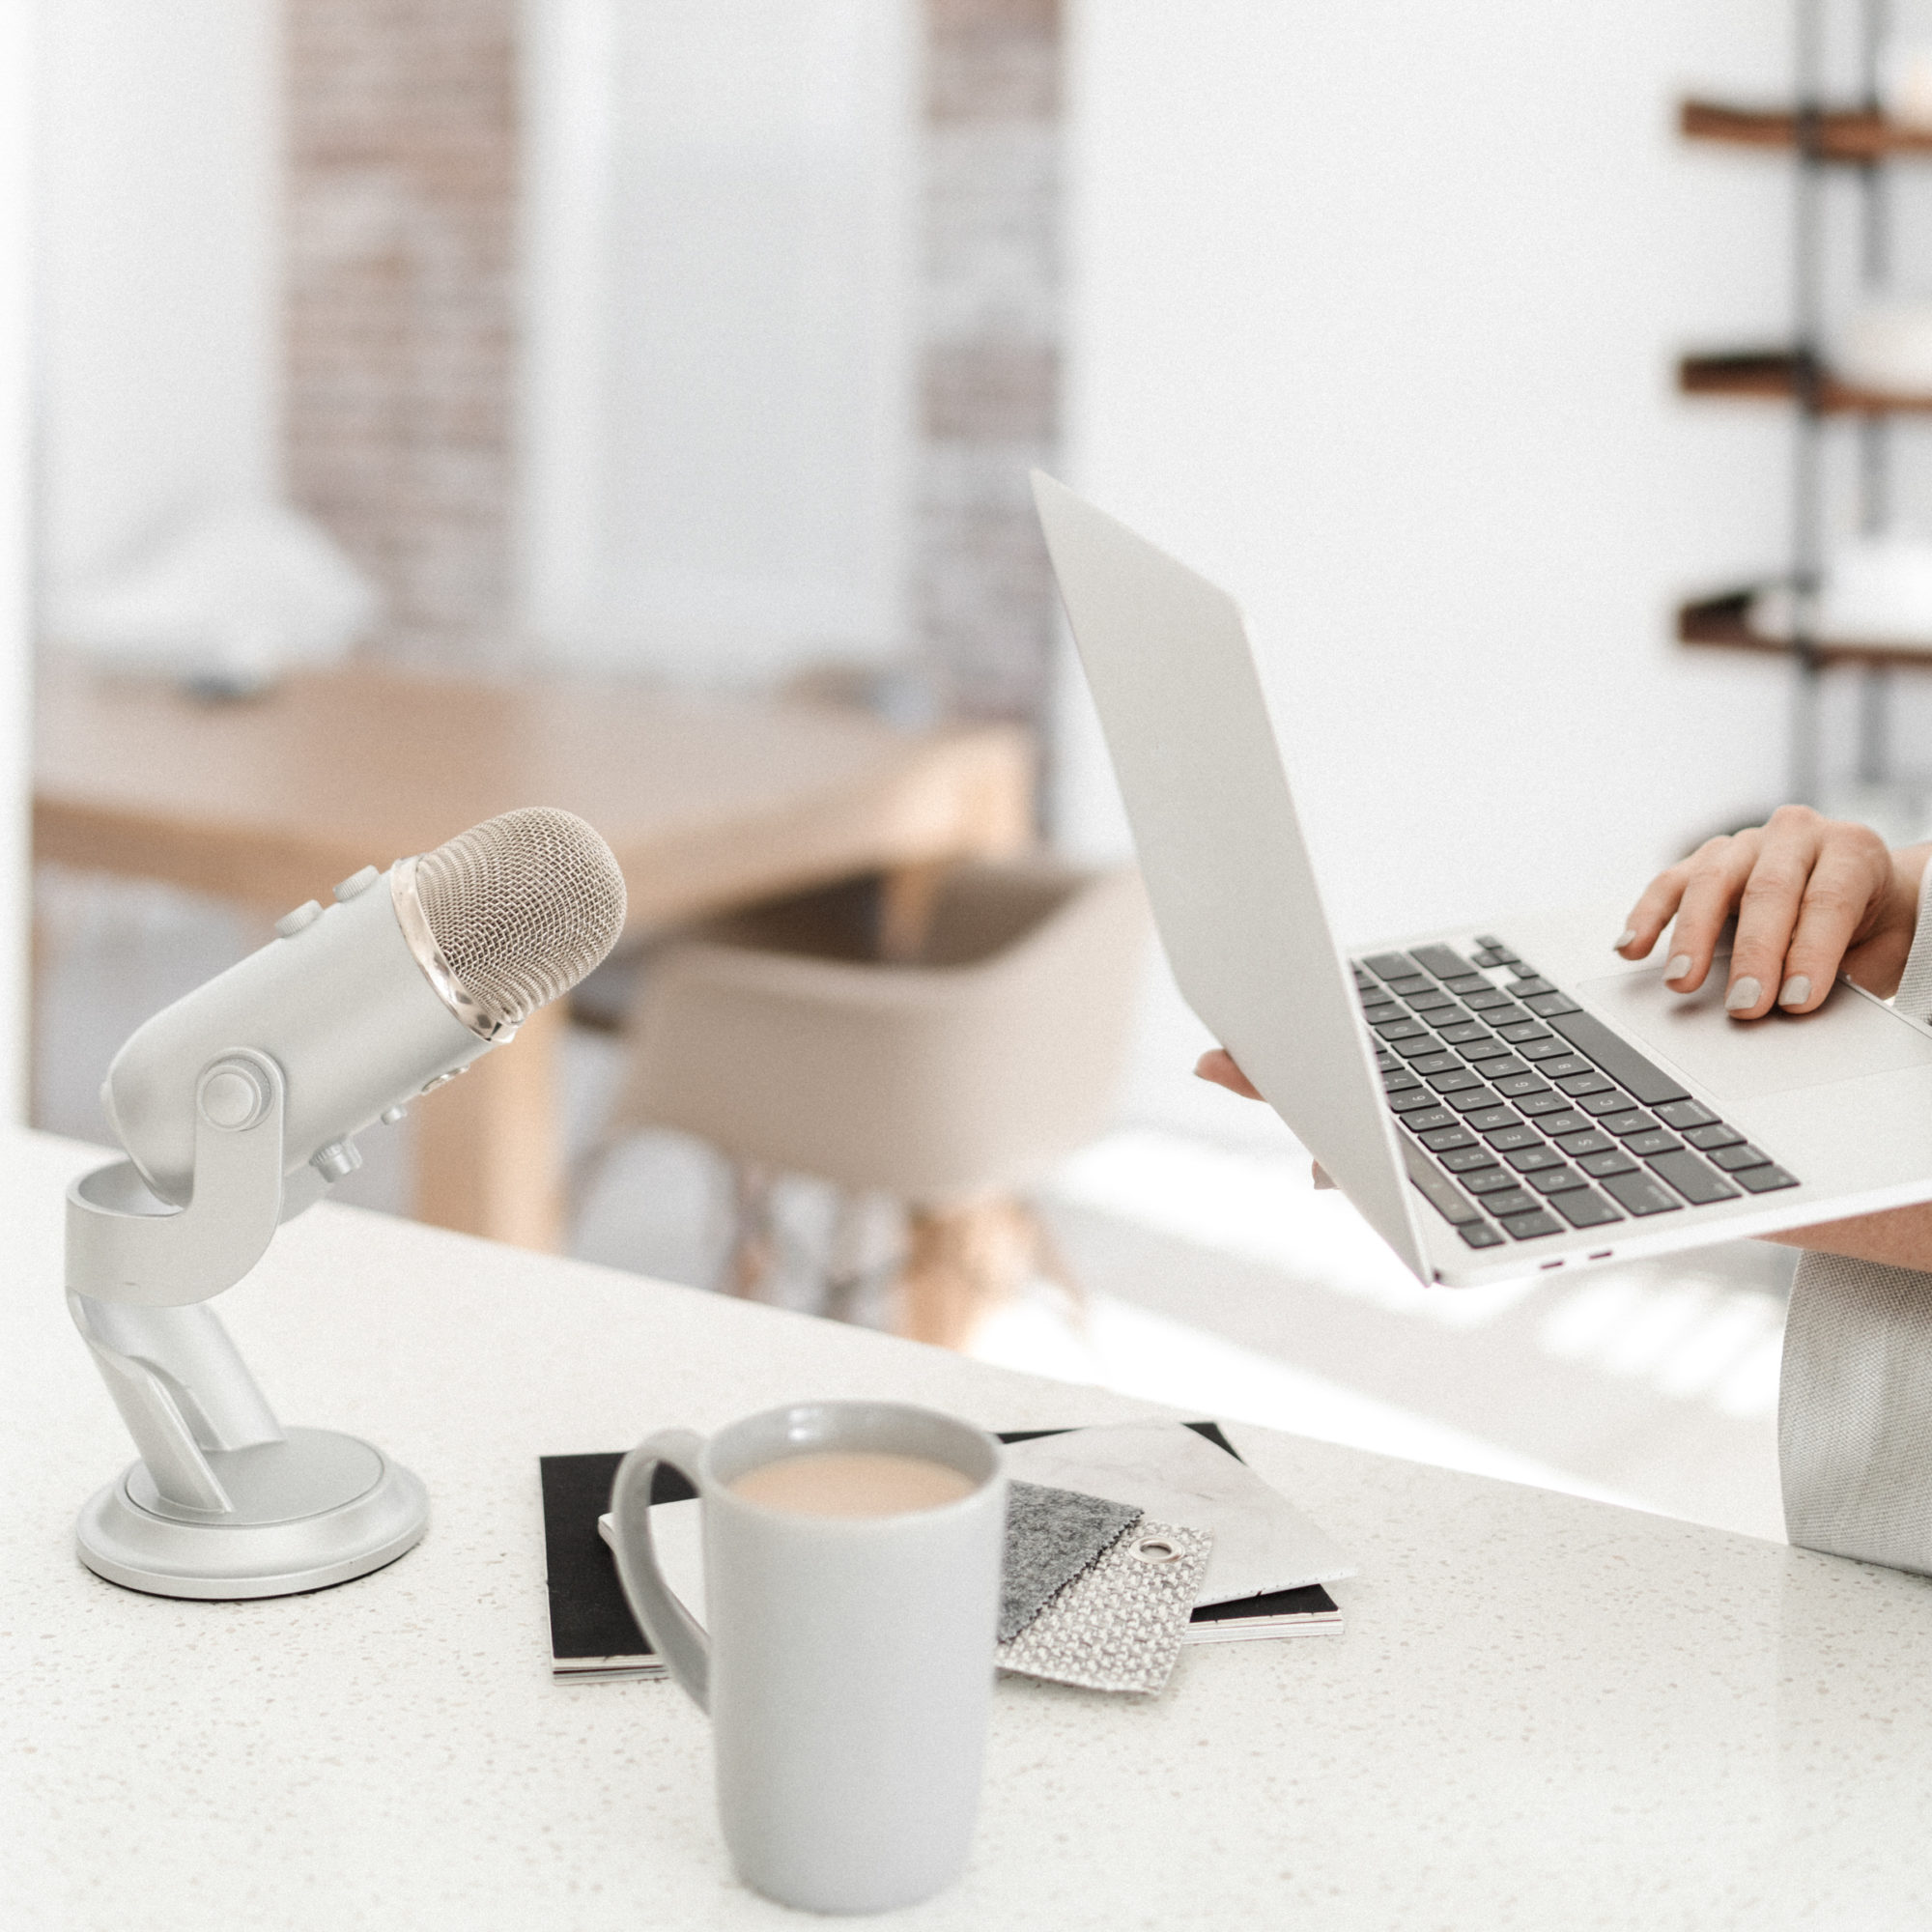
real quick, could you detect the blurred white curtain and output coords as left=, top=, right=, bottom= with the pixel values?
left=522, top=0, right=917, bottom=684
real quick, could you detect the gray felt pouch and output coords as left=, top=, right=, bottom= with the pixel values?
left=997, top=1480, right=1212, bottom=1695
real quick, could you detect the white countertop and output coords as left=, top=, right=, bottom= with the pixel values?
left=5, top=1130, right=1931, bottom=1929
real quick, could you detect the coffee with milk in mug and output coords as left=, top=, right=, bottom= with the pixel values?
left=728, top=1449, right=978, bottom=1517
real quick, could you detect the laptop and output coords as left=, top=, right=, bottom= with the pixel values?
left=1033, top=471, right=1932, bottom=1286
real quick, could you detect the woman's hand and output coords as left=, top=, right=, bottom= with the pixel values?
left=1617, top=807, right=1930, bottom=1017
left=1194, top=1047, right=1262, bottom=1098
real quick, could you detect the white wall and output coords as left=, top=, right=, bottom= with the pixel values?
left=522, top=0, right=916, bottom=685
left=0, top=0, right=33, bottom=1120
left=36, top=0, right=279, bottom=587
left=1060, top=0, right=1813, bottom=1141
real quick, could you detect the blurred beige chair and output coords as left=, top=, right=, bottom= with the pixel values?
left=589, top=858, right=1147, bottom=1347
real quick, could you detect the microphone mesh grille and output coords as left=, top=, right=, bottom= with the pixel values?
left=414, top=808, right=628, bottom=1028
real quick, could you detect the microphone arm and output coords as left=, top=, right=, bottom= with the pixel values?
left=66, top=1048, right=430, bottom=1599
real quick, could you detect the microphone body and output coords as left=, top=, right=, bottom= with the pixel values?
left=101, top=867, right=491, bottom=1206
left=99, top=807, right=629, bottom=1208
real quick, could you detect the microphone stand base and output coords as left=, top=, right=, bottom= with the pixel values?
left=75, top=1427, right=429, bottom=1601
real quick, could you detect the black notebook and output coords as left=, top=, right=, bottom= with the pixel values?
left=541, top=1423, right=1343, bottom=1682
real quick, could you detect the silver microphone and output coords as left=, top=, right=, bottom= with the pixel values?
left=100, top=807, right=628, bottom=1206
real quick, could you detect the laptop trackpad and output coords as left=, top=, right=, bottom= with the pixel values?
left=1575, top=967, right=1932, bottom=1101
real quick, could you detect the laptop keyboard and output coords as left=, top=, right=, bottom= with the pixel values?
left=1354, top=937, right=1800, bottom=1252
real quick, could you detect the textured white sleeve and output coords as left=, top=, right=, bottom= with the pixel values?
left=1780, top=860, right=1932, bottom=1570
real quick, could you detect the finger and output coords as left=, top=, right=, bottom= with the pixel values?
left=1312, top=1162, right=1335, bottom=1191
left=1724, top=809, right=1826, bottom=1017
left=1662, top=830, right=1763, bottom=993
left=1618, top=863, right=1692, bottom=958
left=1775, top=837, right=1893, bottom=1012
left=1194, top=1048, right=1263, bottom=1100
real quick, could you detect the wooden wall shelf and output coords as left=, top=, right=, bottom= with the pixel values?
left=1677, top=350, right=1932, bottom=413
left=1681, top=98, right=1932, bottom=160
left=1678, top=585, right=1932, bottom=668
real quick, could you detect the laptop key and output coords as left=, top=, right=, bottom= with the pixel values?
left=1475, top=1057, right=1531, bottom=1082
left=1518, top=1090, right=1576, bottom=1117
left=1409, top=944, right=1475, bottom=979
left=1507, top=978, right=1556, bottom=999
left=1442, top=974, right=1492, bottom=996
left=1445, top=1086, right=1504, bottom=1114
left=1420, top=1124, right=1477, bottom=1151
left=1462, top=988, right=1516, bottom=1011
left=1625, top=1129, right=1684, bottom=1157
left=1374, top=1015, right=1431, bottom=1039
left=1496, top=1021, right=1553, bottom=1044
left=1463, top=1105, right=1520, bottom=1132
left=1685, top=1122, right=1746, bottom=1151
left=1526, top=1166, right=1590, bottom=1196
left=1411, top=1052, right=1461, bottom=1076
left=1440, top=1147, right=1503, bottom=1174
left=1735, top=1163, right=1800, bottom=1193
left=1708, top=1143, right=1774, bottom=1173
left=1363, top=952, right=1420, bottom=980
left=1654, top=1099, right=1719, bottom=1130
left=1544, top=1009, right=1690, bottom=1106
left=1483, top=1123, right=1544, bottom=1151
left=1386, top=975, right=1435, bottom=997
left=1601, top=1170, right=1682, bottom=1215
left=1518, top=1037, right=1573, bottom=1062
left=1459, top=1220, right=1507, bottom=1249
left=1555, top=1070, right=1616, bottom=1097
left=1499, top=1208, right=1564, bottom=1240
left=1463, top=1166, right=1528, bottom=1195
left=1402, top=1107, right=1457, bottom=1134
left=1491, top=1073, right=1550, bottom=1098
left=1600, top=1110, right=1659, bottom=1137
left=1553, top=1128, right=1613, bottom=1156
left=1392, top=1034, right=1447, bottom=1058
left=1552, top=1186, right=1624, bottom=1229
left=1436, top=1021, right=1492, bottom=1046
left=1458, top=1036, right=1513, bottom=1062
left=1389, top=1087, right=1442, bottom=1113
left=1523, top=993, right=1583, bottom=1018
left=1535, top=1054, right=1592, bottom=1079
left=1427, top=1067, right=1484, bottom=1094
left=1647, top=1150, right=1742, bottom=1205
left=1578, top=1148, right=1637, bottom=1178
left=1577, top=1089, right=1637, bottom=1118
left=1505, top=1145, right=1565, bottom=1173
left=1405, top=990, right=1455, bottom=1013
left=1485, top=1190, right=1542, bottom=1220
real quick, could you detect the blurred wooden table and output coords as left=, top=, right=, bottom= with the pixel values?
left=34, top=662, right=1034, bottom=1249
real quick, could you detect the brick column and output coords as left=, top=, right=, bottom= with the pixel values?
left=917, top=0, right=1064, bottom=726
left=282, top=0, right=518, bottom=668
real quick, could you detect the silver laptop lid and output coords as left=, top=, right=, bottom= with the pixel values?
left=1032, top=472, right=1425, bottom=1275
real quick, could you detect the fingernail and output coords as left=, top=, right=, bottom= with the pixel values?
left=1779, top=974, right=1810, bottom=1008
left=1614, top=928, right=1636, bottom=951
left=1665, top=953, right=1691, bottom=981
left=1726, top=977, right=1762, bottom=1011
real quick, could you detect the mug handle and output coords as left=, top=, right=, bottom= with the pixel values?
left=609, top=1428, right=711, bottom=1712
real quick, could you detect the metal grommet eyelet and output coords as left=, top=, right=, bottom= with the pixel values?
left=1134, top=1537, right=1179, bottom=1563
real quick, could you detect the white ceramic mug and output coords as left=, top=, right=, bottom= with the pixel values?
left=609, top=1400, right=1007, bottom=1914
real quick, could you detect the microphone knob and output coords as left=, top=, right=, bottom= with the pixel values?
left=275, top=900, right=324, bottom=939
left=311, top=1140, right=362, bottom=1183
left=198, top=1060, right=270, bottom=1131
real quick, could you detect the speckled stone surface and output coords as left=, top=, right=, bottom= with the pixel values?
left=7, top=1132, right=1932, bottom=1929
